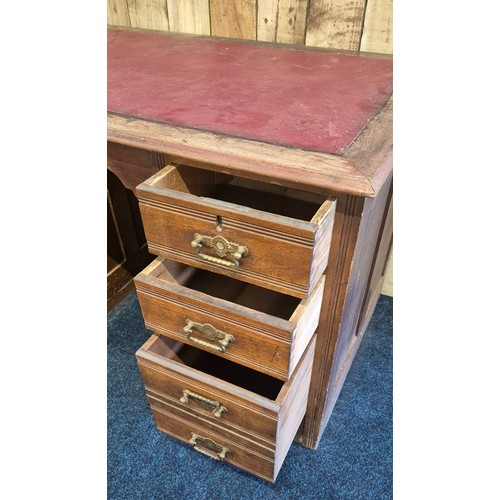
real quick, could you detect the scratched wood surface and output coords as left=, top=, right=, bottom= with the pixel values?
left=305, top=0, right=367, bottom=50
left=257, top=0, right=309, bottom=44
left=210, top=0, right=257, bottom=40
left=127, top=0, right=169, bottom=31
left=166, top=0, right=210, bottom=35
left=360, top=0, right=393, bottom=53
left=108, top=0, right=393, bottom=54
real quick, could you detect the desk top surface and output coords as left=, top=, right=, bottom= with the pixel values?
left=108, top=28, right=392, bottom=156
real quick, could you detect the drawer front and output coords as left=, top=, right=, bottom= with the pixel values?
left=150, top=404, right=277, bottom=482
left=134, top=258, right=324, bottom=381
left=137, top=343, right=280, bottom=442
left=146, top=387, right=275, bottom=457
left=136, top=165, right=336, bottom=299
left=136, top=334, right=316, bottom=481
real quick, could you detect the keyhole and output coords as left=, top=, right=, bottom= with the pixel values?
left=215, top=215, right=223, bottom=232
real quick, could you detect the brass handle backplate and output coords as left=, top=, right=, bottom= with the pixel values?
left=179, top=389, right=227, bottom=418
left=184, top=319, right=235, bottom=353
left=188, top=433, right=230, bottom=461
left=191, top=233, right=248, bottom=268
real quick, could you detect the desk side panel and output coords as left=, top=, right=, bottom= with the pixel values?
left=302, top=175, right=392, bottom=448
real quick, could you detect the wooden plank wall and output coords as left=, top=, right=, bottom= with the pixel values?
left=108, top=0, right=393, bottom=54
left=381, top=247, right=393, bottom=296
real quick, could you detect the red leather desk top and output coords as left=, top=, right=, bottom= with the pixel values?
left=108, top=28, right=393, bottom=156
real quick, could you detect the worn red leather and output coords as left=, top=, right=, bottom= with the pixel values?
left=108, top=28, right=393, bottom=155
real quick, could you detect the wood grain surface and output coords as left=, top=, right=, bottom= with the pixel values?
left=107, top=113, right=376, bottom=197
left=305, top=0, right=367, bottom=50
left=107, top=0, right=393, bottom=54
left=302, top=175, right=392, bottom=448
left=210, top=0, right=257, bottom=40
left=134, top=257, right=324, bottom=380
left=127, top=0, right=169, bottom=30
left=360, top=0, right=393, bottom=54
left=137, top=334, right=316, bottom=482
left=136, top=165, right=335, bottom=298
left=257, top=0, right=309, bottom=44
left=166, top=0, right=210, bottom=34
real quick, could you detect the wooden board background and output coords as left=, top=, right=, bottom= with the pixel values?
left=107, top=0, right=393, bottom=54
left=107, top=0, right=393, bottom=302
left=381, top=247, right=393, bottom=296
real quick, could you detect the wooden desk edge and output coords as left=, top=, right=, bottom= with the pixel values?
left=107, top=99, right=392, bottom=199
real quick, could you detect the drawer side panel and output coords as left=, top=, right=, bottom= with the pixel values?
left=309, top=199, right=336, bottom=295
left=275, top=335, right=316, bottom=477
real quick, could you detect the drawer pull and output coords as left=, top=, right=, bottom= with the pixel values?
left=179, top=389, right=227, bottom=418
left=188, top=433, right=230, bottom=461
left=191, top=233, right=248, bottom=268
left=184, top=319, right=235, bottom=353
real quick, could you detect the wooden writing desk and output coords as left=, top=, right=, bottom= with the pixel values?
left=107, top=26, right=392, bottom=481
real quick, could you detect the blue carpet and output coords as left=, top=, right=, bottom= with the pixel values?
left=108, top=292, right=392, bottom=499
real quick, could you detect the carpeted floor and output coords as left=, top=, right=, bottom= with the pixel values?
left=107, top=292, right=392, bottom=499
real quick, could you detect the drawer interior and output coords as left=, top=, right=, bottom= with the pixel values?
left=148, top=335, right=284, bottom=400
left=149, top=164, right=327, bottom=222
left=150, top=258, right=301, bottom=320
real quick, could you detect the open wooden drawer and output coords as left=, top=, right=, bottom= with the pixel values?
left=134, top=257, right=324, bottom=381
left=136, top=334, right=316, bottom=483
left=136, top=164, right=336, bottom=299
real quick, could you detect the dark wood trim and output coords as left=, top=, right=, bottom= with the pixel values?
left=107, top=168, right=155, bottom=311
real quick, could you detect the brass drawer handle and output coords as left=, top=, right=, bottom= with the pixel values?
left=179, top=389, right=227, bottom=418
left=188, top=433, right=230, bottom=461
left=191, top=233, right=248, bottom=268
left=184, top=320, right=235, bottom=353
